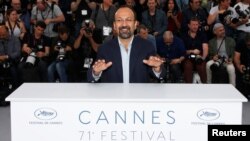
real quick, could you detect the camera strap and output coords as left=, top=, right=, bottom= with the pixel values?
left=216, top=37, right=225, bottom=55
left=7, top=20, right=19, bottom=36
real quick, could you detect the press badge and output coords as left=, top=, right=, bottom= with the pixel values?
left=83, top=58, right=93, bottom=68
left=81, top=10, right=87, bottom=15
left=37, top=45, right=43, bottom=50
left=103, top=26, right=112, bottom=36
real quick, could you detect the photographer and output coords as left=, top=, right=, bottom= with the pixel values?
left=156, top=30, right=186, bottom=83
left=0, top=24, right=21, bottom=88
left=47, top=25, right=74, bottom=82
left=182, top=17, right=208, bottom=83
left=18, top=21, right=50, bottom=82
left=10, top=0, right=31, bottom=32
left=70, top=0, right=94, bottom=37
left=181, top=0, right=209, bottom=35
left=206, top=23, right=236, bottom=86
left=0, top=0, right=10, bottom=24
left=30, top=0, right=65, bottom=40
left=142, top=0, right=167, bottom=37
left=88, top=0, right=117, bottom=42
left=207, top=0, right=238, bottom=38
left=234, top=33, right=250, bottom=99
left=72, top=23, right=98, bottom=82
left=234, top=0, right=250, bottom=42
left=164, top=0, right=182, bottom=36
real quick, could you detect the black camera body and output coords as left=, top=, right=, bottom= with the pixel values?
left=188, top=53, right=203, bottom=64
left=210, top=56, right=225, bottom=72
left=1, top=61, right=10, bottom=69
left=84, top=19, right=92, bottom=34
left=56, top=41, right=66, bottom=61
left=243, top=67, right=250, bottom=84
left=219, top=10, right=235, bottom=25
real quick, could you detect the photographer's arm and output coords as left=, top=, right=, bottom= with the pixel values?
left=234, top=51, right=244, bottom=73
left=202, top=43, right=209, bottom=60
left=74, top=28, right=84, bottom=49
left=45, top=14, right=65, bottom=25
left=0, top=55, right=8, bottom=62
left=172, top=14, right=181, bottom=30
left=19, top=22, right=27, bottom=40
left=22, top=43, right=32, bottom=54
left=207, top=12, right=218, bottom=25
left=85, top=32, right=100, bottom=52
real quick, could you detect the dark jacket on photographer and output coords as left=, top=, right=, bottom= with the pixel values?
left=208, top=36, right=235, bottom=60
left=0, top=29, right=21, bottom=88
left=0, top=36, right=21, bottom=64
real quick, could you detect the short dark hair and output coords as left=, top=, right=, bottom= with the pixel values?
left=137, top=24, right=147, bottom=33
left=189, top=17, right=200, bottom=24
left=35, top=21, right=46, bottom=29
left=58, top=25, right=69, bottom=35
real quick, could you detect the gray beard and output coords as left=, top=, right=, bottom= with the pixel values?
left=119, top=32, right=132, bottom=39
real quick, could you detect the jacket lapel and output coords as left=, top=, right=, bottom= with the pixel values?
left=113, top=38, right=123, bottom=82
left=129, top=37, right=140, bottom=81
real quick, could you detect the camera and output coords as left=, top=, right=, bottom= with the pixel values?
left=235, top=5, right=250, bottom=19
left=84, top=19, right=92, bottom=34
left=210, top=56, right=225, bottom=72
left=199, top=20, right=209, bottom=32
left=56, top=41, right=66, bottom=61
left=188, top=53, right=203, bottom=64
left=25, top=51, right=37, bottom=67
left=1, top=61, right=10, bottom=69
left=242, top=67, right=250, bottom=84
left=235, top=5, right=250, bottom=26
left=219, top=10, right=236, bottom=25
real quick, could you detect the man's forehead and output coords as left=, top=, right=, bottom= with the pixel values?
left=115, top=8, right=134, bottom=18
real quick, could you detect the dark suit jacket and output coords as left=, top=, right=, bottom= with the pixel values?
left=142, top=9, right=167, bottom=36
left=87, top=36, right=165, bottom=83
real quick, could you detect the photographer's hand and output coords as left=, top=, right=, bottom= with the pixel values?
left=193, top=49, right=200, bottom=55
left=92, top=59, right=112, bottom=76
left=167, top=11, right=172, bottom=18
left=79, top=27, right=85, bottom=37
left=212, top=55, right=219, bottom=61
left=23, top=46, right=32, bottom=54
left=0, top=55, right=8, bottom=62
left=239, top=65, right=246, bottom=74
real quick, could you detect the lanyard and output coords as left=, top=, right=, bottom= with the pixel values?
left=216, top=37, right=225, bottom=54
left=7, top=20, right=17, bottom=36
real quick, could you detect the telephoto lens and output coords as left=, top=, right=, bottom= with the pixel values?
left=25, top=52, right=37, bottom=68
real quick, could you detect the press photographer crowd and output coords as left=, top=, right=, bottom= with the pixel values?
left=1, top=0, right=250, bottom=105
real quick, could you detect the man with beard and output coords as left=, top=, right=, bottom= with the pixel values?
left=87, top=6, right=165, bottom=83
